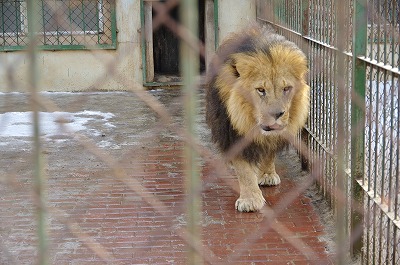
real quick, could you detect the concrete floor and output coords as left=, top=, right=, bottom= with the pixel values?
left=0, top=90, right=334, bottom=264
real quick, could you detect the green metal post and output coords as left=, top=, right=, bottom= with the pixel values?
left=213, top=0, right=218, bottom=49
left=351, top=0, right=367, bottom=257
left=110, top=0, right=117, bottom=48
left=27, top=0, right=47, bottom=264
left=180, top=0, right=202, bottom=264
left=336, top=0, right=349, bottom=263
left=298, top=0, right=309, bottom=171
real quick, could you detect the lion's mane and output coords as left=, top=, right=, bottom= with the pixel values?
left=206, top=25, right=309, bottom=163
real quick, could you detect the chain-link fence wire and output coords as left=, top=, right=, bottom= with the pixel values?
left=1, top=0, right=336, bottom=264
left=2, top=0, right=398, bottom=264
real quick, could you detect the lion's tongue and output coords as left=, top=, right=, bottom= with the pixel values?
left=269, top=124, right=282, bottom=130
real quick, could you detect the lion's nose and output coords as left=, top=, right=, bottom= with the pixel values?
left=274, top=111, right=285, bottom=120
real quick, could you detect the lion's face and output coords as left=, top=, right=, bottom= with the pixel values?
left=244, top=71, right=300, bottom=135
left=217, top=46, right=309, bottom=138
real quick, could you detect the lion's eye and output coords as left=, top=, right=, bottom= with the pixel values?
left=256, top=87, right=266, bottom=96
left=283, top=86, right=293, bottom=93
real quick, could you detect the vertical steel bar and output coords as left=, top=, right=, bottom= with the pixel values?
left=314, top=0, right=318, bottom=39
left=15, top=0, right=20, bottom=45
left=56, top=0, right=61, bottom=46
left=27, top=0, right=47, bottom=264
left=309, top=0, right=313, bottom=38
left=110, top=0, right=117, bottom=47
left=301, top=0, right=309, bottom=36
left=81, top=0, right=86, bottom=40
left=331, top=45, right=336, bottom=207
left=317, top=44, right=323, bottom=191
left=1, top=1, right=3, bottom=44
left=351, top=0, right=367, bottom=257
left=365, top=195, right=370, bottom=264
left=322, top=0, right=326, bottom=43
left=377, top=0, right=381, bottom=63
left=96, top=0, right=101, bottom=44
left=373, top=69, right=379, bottom=199
left=180, top=0, right=202, bottom=264
left=386, top=219, right=391, bottom=264
left=392, top=226, right=398, bottom=265
left=41, top=0, right=46, bottom=45
left=287, top=0, right=290, bottom=30
left=380, top=69, right=387, bottom=206
left=388, top=5, right=398, bottom=264
left=381, top=10, right=390, bottom=258
left=300, top=0, right=309, bottom=170
left=69, top=0, right=73, bottom=45
left=367, top=66, right=373, bottom=191
left=369, top=0, right=374, bottom=60
left=373, top=203, right=378, bottom=264
left=318, top=0, right=322, bottom=41
left=1, top=1, right=4, bottom=46
left=378, top=210, right=383, bottom=263
left=387, top=0, right=395, bottom=215
left=372, top=67, right=379, bottom=265
left=327, top=42, right=332, bottom=153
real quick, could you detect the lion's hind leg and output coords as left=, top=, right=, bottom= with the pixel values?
left=231, top=159, right=266, bottom=212
left=258, top=152, right=281, bottom=186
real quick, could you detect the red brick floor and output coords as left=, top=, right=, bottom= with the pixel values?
left=0, top=92, right=334, bottom=264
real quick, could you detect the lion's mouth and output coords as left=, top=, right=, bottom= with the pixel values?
left=260, top=124, right=285, bottom=132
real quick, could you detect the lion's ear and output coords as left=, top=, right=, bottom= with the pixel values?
left=230, top=54, right=256, bottom=79
left=229, top=58, right=240, bottom=78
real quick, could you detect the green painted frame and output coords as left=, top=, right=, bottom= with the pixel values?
left=140, top=0, right=219, bottom=87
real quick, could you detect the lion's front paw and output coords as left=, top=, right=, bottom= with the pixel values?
left=259, top=172, right=281, bottom=186
left=235, top=192, right=266, bottom=212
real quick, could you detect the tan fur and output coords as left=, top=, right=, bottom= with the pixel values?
left=207, top=26, right=309, bottom=212
left=216, top=47, right=309, bottom=144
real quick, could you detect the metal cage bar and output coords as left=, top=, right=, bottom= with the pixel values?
left=257, top=0, right=400, bottom=263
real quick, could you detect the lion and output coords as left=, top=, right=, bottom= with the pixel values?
left=206, top=25, right=309, bottom=212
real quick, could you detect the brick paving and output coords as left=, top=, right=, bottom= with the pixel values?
left=0, top=91, right=334, bottom=264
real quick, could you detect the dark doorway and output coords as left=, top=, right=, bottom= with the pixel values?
left=152, top=1, right=206, bottom=80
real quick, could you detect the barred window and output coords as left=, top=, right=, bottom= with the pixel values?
left=0, top=0, right=26, bottom=35
left=42, top=0, right=103, bottom=34
left=0, top=0, right=116, bottom=50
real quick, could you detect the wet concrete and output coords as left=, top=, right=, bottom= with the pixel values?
left=0, top=90, right=334, bottom=264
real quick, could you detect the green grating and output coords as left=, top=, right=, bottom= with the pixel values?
left=0, top=0, right=116, bottom=51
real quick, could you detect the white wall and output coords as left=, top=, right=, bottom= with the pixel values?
left=0, top=0, right=142, bottom=92
left=218, top=0, right=256, bottom=44
left=0, top=0, right=257, bottom=92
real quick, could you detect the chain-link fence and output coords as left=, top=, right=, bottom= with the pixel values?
left=1, top=0, right=399, bottom=264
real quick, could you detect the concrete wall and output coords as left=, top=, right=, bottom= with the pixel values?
left=217, top=0, right=256, bottom=44
left=0, top=0, right=142, bottom=92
